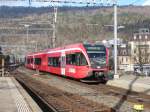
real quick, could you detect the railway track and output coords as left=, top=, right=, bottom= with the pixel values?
left=15, top=67, right=150, bottom=111
left=33, top=71, right=150, bottom=110
left=17, top=79, right=58, bottom=112
left=14, top=71, right=115, bottom=112
left=88, top=84, right=150, bottom=110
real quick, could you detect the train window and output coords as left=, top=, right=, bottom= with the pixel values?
left=80, top=53, right=88, bottom=66
left=34, top=58, right=41, bottom=65
left=66, top=55, right=71, bottom=64
left=76, top=53, right=88, bottom=66
left=48, top=57, right=60, bottom=67
left=66, top=54, right=76, bottom=65
left=66, top=52, right=87, bottom=66
left=27, top=58, right=30, bottom=64
left=48, top=57, right=53, bottom=66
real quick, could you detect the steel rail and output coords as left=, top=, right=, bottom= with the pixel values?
left=16, top=78, right=59, bottom=112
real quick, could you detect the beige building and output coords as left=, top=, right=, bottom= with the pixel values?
left=129, top=33, right=150, bottom=65
left=118, top=45, right=134, bottom=71
left=118, top=32, right=150, bottom=71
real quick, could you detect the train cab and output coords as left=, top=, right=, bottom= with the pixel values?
left=81, top=44, right=109, bottom=82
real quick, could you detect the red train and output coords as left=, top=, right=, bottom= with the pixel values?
left=25, top=43, right=109, bottom=82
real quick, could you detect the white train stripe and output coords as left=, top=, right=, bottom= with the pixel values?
left=27, top=47, right=90, bottom=66
left=47, top=48, right=82, bottom=54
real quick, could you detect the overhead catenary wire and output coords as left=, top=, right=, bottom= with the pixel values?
left=29, top=0, right=114, bottom=7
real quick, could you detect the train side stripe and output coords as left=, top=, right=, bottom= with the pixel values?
left=27, top=48, right=90, bottom=66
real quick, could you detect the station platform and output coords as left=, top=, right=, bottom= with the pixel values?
left=107, top=74, right=150, bottom=95
left=0, top=77, right=42, bottom=112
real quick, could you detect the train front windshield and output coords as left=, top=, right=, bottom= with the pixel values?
left=84, top=44, right=106, bottom=67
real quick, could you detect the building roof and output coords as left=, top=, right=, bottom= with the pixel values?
left=130, top=33, right=150, bottom=41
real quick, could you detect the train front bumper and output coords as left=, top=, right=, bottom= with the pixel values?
left=81, top=70, right=108, bottom=83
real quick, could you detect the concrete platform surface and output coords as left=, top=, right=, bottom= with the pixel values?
left=107, top=75, right=150, bottom=95
left=0, top=77, right=42, bottom=112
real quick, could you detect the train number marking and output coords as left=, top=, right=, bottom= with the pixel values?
left=69, top=68, right=76, bottom=73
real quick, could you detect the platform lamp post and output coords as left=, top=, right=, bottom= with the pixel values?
left=113, top=0, right=119, bottom=79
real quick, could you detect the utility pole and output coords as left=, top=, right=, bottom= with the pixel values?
left=29, top=0, right=31, bottom=6
left=113, top=0, right=119, bottom=79
left=2, top=57, right=4, bottom=77
left=52, top=7, right=58, bottom=48
left=24, top=24, right=30, bottom=44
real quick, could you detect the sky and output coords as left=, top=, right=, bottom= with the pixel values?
left=0, top=0, right=148, bottom=7
left=118, top=0, right=145, bottom=6
left=143, top=0, right=150, bottom=5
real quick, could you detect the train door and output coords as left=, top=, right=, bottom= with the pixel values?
left=33, top=55, right=35, bottom=69
left=61, top=51, right=66, bottom=75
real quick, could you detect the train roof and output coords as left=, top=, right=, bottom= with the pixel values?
left=26, top=43, right=105, bottom=56
left=26, top=50, right=46, bottom=56
left=44, top=43, right=83, bottom=52
left=44, top=43, right=105, bottom=52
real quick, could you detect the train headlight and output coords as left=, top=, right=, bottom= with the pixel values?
left=98, top=72, right=103, bottom=76
left=97, top=66, right=101, bottom=69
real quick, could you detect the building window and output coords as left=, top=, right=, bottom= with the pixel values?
left=134, top=35, right=136, bottom=40
left=134, top=49, right=136, bottom=54
left=124, top=51, right=126, bottom=55
left=126, top=58, right=128, bottom=62
left=119, top=61, right=121, bottom=64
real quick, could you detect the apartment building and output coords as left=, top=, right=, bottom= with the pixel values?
left=118, top=44, right=134, bottom=71
left=118, top=29, right=150, bottom=72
